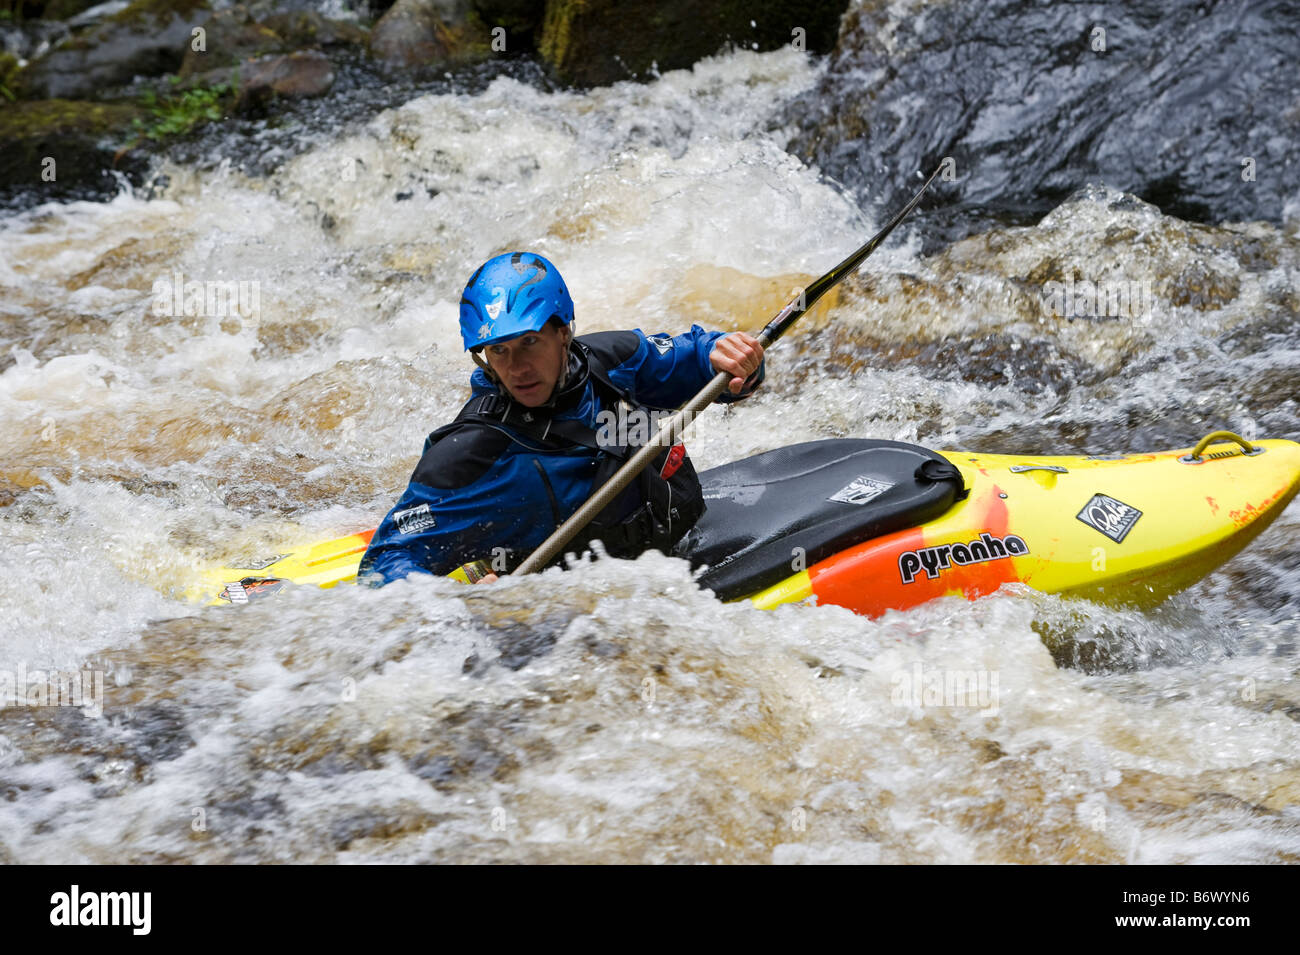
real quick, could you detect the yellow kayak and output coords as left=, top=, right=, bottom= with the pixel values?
left=193, top=431, right=1300, bottom=618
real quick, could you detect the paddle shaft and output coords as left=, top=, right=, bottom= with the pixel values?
left=511, top=165, right=944, bottom=576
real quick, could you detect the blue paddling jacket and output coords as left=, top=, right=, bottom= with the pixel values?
left=359, top=325, right=763, bottom=585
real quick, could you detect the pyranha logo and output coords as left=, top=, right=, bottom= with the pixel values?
left=394, top=503, right=437, bottom=535
left=49, top=885, right=151, bottom=935
left=898, top=532, right=1029, bottom=584
left=1076, top=493, right=1142, bottom=543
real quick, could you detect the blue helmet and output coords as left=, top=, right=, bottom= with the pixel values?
left=458, top=251, right=575, bottom=351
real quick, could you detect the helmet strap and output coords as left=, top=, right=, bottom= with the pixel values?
left=470, top=349, right=497, bottom=383
left=556, top=322, right=575, bottom=390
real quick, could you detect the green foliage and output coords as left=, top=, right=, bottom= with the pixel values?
left=0, top=51, right=17, bottom=101
left=131, top=82, right=230, bottom=141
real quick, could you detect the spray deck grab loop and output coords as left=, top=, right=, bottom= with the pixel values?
left=1179, top=430, right=1263, bottom=463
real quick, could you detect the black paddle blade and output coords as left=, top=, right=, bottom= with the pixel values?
left=759, top=163, right=946, bottom=346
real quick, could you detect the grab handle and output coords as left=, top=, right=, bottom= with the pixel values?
left=1179, top=430, right=1261, bottom=463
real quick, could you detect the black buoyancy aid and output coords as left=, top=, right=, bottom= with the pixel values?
left=441, top=343, right=707, bottom=566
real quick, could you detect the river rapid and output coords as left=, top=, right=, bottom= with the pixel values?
left=2, top=25, right=1299, bottom=863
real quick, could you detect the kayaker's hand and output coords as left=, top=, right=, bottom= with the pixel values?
left=477, top=572, right=499, bottom=584
left=710, top=333, right=764, bottom=395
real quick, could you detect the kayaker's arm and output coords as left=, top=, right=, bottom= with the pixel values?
left=586, top=325, right=765, bottom=408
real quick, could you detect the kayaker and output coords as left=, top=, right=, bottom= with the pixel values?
left=359, top=251, right=765, bottom=586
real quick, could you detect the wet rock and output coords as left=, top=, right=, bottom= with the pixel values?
left=785, top=0, right=1300, bottom=242
left=19, top=0, right=212, bottom=100
left=368, top=0, right=490, bottom=71
left=539, top=0, right=845, bottom=88
left=235, top=49, right=335, bottom=113
left=262, top=9, right=368, bottom=50
left=178, top=5, right=284, bottom=78
left=0, top=98, right=148, bottom=202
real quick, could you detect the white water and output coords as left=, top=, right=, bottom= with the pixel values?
left=2, top=47, right=1298, bottom=863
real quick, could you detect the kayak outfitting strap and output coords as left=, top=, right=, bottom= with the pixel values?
left=1180, top=430, right=1263, bottom=463
left=916, top=458, right=969, bottom=497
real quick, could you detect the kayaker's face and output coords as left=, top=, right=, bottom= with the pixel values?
left=483, top=323, right=571, bottom=407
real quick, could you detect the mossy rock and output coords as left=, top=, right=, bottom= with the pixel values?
left=0, top=51, right=19, bottom=99
left=0, top=99, right=149, bottom=200
left=471, top=0, right=545, bottom=51
left=179, top=6, right=285, bottom=77
left=21, top=0, right=212, bottom=99
left=369, top=0, right=492, bottom=71
left=262, top=10, right=368, bottom=48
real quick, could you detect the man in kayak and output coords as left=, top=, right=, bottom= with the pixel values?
left=359, top=251, right=765, bottom=586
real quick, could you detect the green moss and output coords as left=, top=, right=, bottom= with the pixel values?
left=0, top=52, right=18, bottom=101
left=0, top=99, right=145, bottom=139
left=538, top=0, right=575, bottom=68
left=130, top=80, right=231, bottom=141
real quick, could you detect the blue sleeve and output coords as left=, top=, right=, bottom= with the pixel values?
left=603, top=325, right=764, bottom=409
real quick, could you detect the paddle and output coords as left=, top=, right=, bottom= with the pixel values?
left=511, top=164, right=946, bottom=576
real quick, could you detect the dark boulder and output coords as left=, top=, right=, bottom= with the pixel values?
left=783, top=0, right=1300, bottom=242
left=0, top=98, right=148, bottom=202
left=19, top=0, right=212, bottom=100
left=538, top=0, right=845, bottom=88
